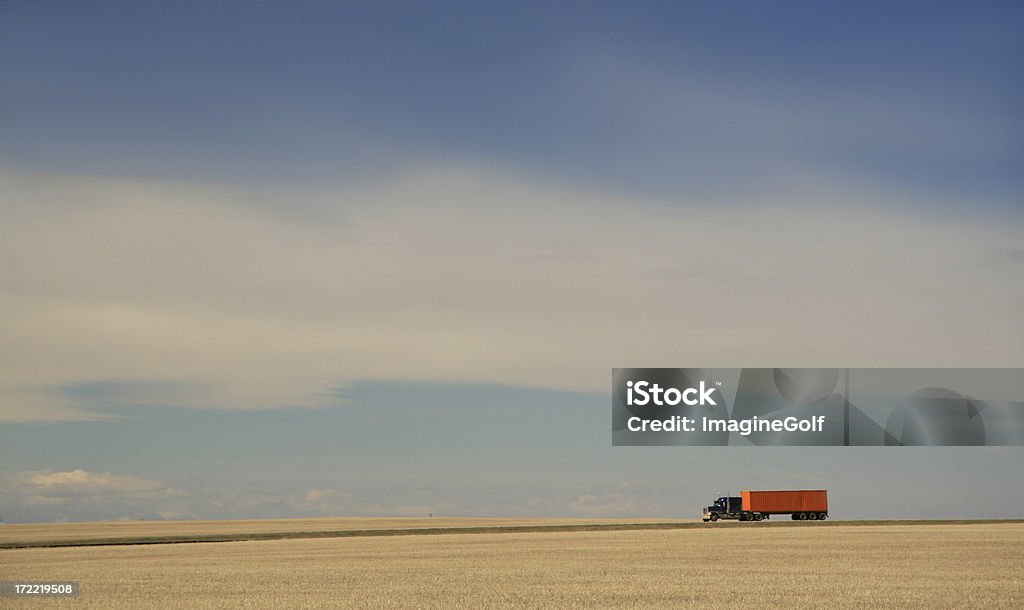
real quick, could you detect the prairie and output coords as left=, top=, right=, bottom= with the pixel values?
left=0, top=517, right=691, bottom=547
left=1, top=522, right=1021, bottom=608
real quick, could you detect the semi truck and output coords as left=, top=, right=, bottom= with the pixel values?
left=701, top=490, right=828, bottom=522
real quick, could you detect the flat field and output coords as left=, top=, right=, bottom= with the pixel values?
left=2, top=521, right=1021, bottom=608
left=0, top=517, right=691, bottom=547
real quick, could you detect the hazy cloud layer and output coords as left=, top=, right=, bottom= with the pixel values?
left=0, top=468, right=661, bottom=522
left=4, top=455, right=1022, bottom=523
left=2, top=166, right=1021, bottom=421
left=0, top=469, right=186, bottom=522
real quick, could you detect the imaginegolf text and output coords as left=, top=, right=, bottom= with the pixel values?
left=626, top=415, right=827, bottom=436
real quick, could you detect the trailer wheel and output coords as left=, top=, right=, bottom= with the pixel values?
left=709, top=513, right=719, bottom=522
left=798, top=512, right=808, bottom=520
left=791, top=514, right=799, bottom=520
left=808, top=512, right=818, bottom=520
left=818, top=513, right=827, bottom=520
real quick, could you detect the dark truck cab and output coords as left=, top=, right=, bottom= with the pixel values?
left=702, top=496, right=761, bottom=522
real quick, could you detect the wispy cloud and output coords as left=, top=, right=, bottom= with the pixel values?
left=0, top=469, right=188, bottom=521
left=2, top=165, right=1021, bottom=421
left=17, top=469, right=178, bottom=496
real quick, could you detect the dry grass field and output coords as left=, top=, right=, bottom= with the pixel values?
left=0, top=517, right=691, bottom=547
left=2, top=521, right=1021, bottom=608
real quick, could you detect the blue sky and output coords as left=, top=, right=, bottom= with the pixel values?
left=1, top=1, right=1022, bottom=522
left=2, top=381, right=1021, bottom=522
left=3, top=1, right=1021, bottom=200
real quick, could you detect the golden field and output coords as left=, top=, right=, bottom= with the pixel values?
left=0, top=517, right=691, bottom=546
left=1, top=521, right=1021, bottom=608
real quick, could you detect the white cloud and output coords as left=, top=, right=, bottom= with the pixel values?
left=303, top=488, right=351, bottom=513
left=1, top=165, right=1021, bottom=421
left=566, top=492, right=657, bottom=517
left=11, top=469, right=184, bottom=498
left=0, top=469, right=189, bottom=521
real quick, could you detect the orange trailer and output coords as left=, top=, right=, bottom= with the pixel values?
left=742, top=489, right=828, bottom=520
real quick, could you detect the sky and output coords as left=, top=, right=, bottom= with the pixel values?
left=1, top=1, right=1022, bottom=522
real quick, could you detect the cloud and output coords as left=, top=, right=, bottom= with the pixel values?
left=22, top=469, right=171, bottom=494
left=0, top=469, right=189, bottom=521
left=565, top=492, right=655, bottom=517
left=8, top=469, right=185, bottom=500
left=1, top=165, right=1022, bottom=421
left=303, top=488, right=352, bottom=514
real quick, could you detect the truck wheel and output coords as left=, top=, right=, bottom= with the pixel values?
left=709, top=514, right=719, bottom=522
left=819, top=513, right=827, bottom=520
left=754, top=513, right=763, bottom=521
left=808, top=512, right=818, bottom=520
